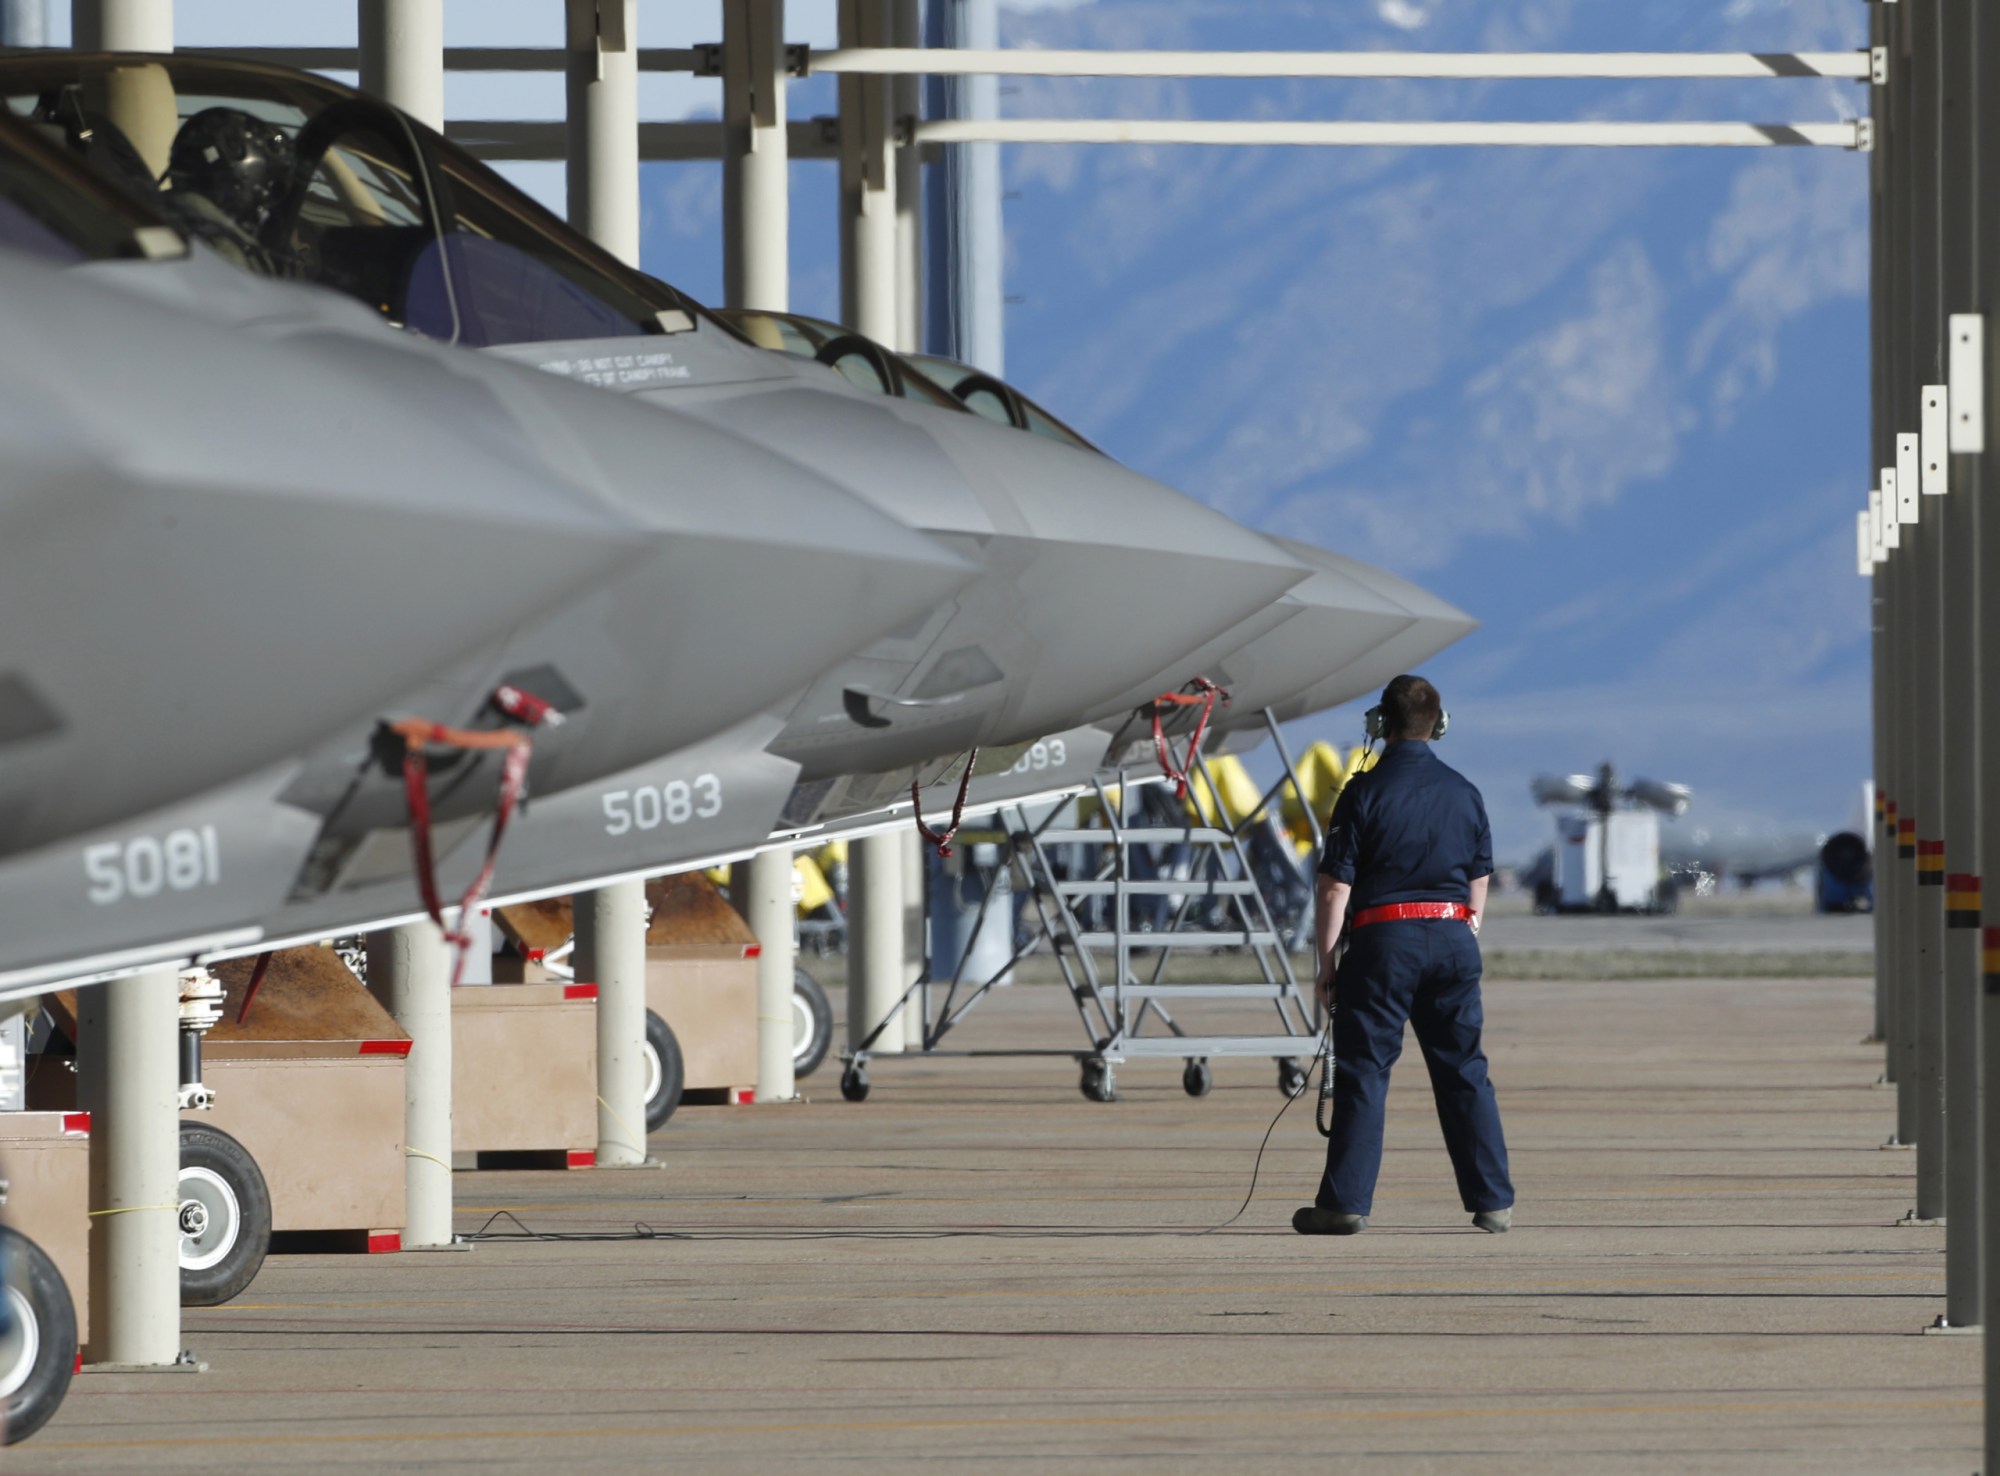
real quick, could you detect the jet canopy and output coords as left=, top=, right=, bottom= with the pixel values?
left=0, top=53, right=708, bottom=348
left=716, top=308, right=1102, bottom=453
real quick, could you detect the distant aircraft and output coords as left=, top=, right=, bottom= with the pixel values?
left=1524, top=762, right=1689, bottom=914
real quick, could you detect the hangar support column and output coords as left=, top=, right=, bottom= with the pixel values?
left=1865, top=0, right=1899, bottom=1103
left=1968, top=0, right=2000, bottom=1453
left=71, top=0, right=168, bottom=51
left=566, top=0, right=640, bottom=267
left=367, top=923, right=455, bottom=1246
left=723, top=0, right=790, bottom=313
left=1932, top=0, right=1982, bottom=1332
left=577, top=880, right=651, bottom=1165
left=733, top=854, right=797, bottom=1102
left=723, top=0, right=803, bottom=1100
left=562, top=0, right=652, bottom=1151
left=358, top=0, right=442, bottom=130
left=1901, top=0, right=1947, bottom=1229
left=68, top=0, right=182, bottom=1355
left=840, top=0, right=909, bottom=1055
left=76, top=969, right=181, bottom=1366
left=355, top=0, right=455, bottom=1248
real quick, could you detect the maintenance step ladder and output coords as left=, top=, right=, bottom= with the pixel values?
left=840, top=750, right=1326, bottom=1105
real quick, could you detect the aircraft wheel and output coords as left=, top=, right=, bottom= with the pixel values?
left=839, top=1063, right=870, bottom=1102
left=1277, top=1059, right=1308, bottom=1099
left=0, top=1227, right=76, bottom=1445
left=1182, top=1060, right=1213, bottom=1098
left=643, top=1011, right=686, bottom=1132
left=792, top=968, right=834, bottom=1078
left=1080, top=1061, right=1117, bottom=1103
left=178, top=1122, right=271, bottom=1308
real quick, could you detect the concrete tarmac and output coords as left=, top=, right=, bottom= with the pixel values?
left=27, top=974, right=1968, bottom=1473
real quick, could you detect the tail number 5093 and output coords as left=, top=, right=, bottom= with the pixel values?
left=601, top=775, right=723, bottom=836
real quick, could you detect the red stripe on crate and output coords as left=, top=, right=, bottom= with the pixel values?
left=730, top=1088, right=756, bottom=1105
left=61, top=1112, right=90, bottom=1136
left=359, top=1040, right=413, bottom=1056
left=73, top=1352, right=82, bottom=1375
left=567, top=1150, right=596, bottom=1169
left=743, top=944, right=762, bottom=958
left=367, top=1232, right=401, bottom=1254
left=526, top=947, right=546, bottom=962
left=564, top=983, right=599, bottom=1000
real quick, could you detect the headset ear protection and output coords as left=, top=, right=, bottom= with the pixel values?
left=1364, top=704, right=1449, bottom=741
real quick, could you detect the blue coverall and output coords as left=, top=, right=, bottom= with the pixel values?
left=1315, top=742, right=1514, bottom=1218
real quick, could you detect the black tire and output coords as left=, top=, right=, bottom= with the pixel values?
left=1081, top=1061, right=1117, bottom=1103
left=1182, top=1060, right=1213, bottom=1098
left=792, top=967, right=834, bottom=1079
left=840, top=1063, right=871, bottom=1102
left=643, top=1010, right=686, bottom=1132
left=179, top=1121, right=272, bottom=1308
left=1277, top=1059, right=1308, bottom=1098
left=0, top=1227, right=76, bottom=1445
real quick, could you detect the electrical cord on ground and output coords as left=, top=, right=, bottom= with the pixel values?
left=462, top=1019, right=1336, bottom=1246
left=1197, top=1014, right=1333, bottom=1236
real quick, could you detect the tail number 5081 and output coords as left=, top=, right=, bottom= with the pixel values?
left=601, top=775, right=723, bottom=836
left=85, top=826, right=221, bottom=905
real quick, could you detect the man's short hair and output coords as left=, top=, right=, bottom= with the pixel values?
left=1381, top=674, right=1442, bottom=740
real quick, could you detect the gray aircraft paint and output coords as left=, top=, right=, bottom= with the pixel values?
left=223, top=715, right=804, bottom=955
left=0, top=248, right=650, bottom=859
left=0, top=60, right=1474, bottom=998
left=771, top=725, right=1114, bottom=852
left=1245, top=544, right=1479, bottom=733
left=0, top=765, right=319, bottom=998
left=495, top=339, right=1317, bottom=780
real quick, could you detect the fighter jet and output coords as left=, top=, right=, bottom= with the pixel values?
left=0, top=215, right=647, bottom=860
left=848, top=344, right=1480, bottom=756
left=0, top=112, right=976, bottom=993
left=2, top=54, right=1315, bottom=828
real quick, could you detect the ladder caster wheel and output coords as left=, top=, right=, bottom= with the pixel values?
left=1277, top=1058, right=1307, bottom=1098
left=840, top=1064, right=871, bottom=1103
left=1182, top=1060, right=1213, bottom=1098
left=1080, top=1061, right=1117, bottom=1103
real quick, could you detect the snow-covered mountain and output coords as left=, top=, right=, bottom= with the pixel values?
left=989, top=0, right=1871, bottom=860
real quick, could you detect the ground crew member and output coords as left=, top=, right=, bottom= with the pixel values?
left=1294, top=674, right=1514, bottom=1236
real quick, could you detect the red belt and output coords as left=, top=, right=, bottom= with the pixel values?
left=1352, top=902, right=1472, bottom=928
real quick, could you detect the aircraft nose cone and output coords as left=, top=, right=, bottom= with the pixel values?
left=0, top=258, right=651, bottom=857
left=1202, top=535, right=1454, bottom=730
left=1260, top=546, right=1479, bottom=726
left=916, top=422, right=1313, bottom=738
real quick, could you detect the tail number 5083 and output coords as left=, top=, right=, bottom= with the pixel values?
left=601, top=775, right=723, bottom=836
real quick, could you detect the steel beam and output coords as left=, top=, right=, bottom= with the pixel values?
left=809, top=47, right=1875, bottom=81
left=911, top=119, right=1870, bottom=150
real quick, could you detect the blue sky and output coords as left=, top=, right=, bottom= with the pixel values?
left=110, top=0, right=1874, bottom=862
